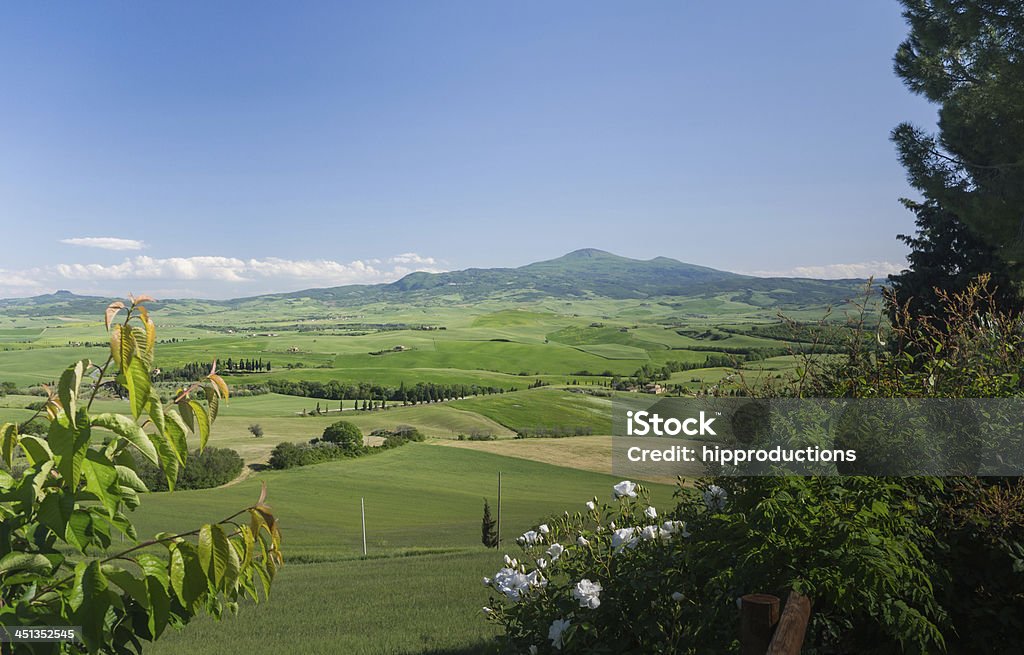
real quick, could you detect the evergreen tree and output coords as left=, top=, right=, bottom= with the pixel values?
left=481, top=499, right=498, bottom=548
left=889, top=199, right=1022, bottom=318
left=891, top=0, right=1024, bottom=298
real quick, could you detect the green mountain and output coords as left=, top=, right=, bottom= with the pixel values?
left=0, top=250, right=871, bottom=314
left=266, top=249, right=868, bottom=307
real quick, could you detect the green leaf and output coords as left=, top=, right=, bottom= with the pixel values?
left=198, top=524, right=229, bottom=587
left=65, top=510, right=92, bottom=552
left=177, top=399, right=195, bottom=435
left=91, top=413, right=158, bottom=465
left=48, top=412, right=90, bottom=488
left=136, top=553, right=169, bottom=588
left=37, top=491, right=75, bottom=539
left=19, top=435, right=53, bottom=466
left=82, top=450, right=120, bottom=517
left=147, top=396, right=166, bottom=438
left=189, top=400, right=210, bottom=451
left=147, top=431, right=180, bottom=491
left=0, top=552, right=54, bottom=577
left=75, top=560, right=110, bottom=653
left=146, top=575, right=171, bottom=639
left=103, top=565, right=149, bottom=608
left=0, top=423, right=16, bottom=467
left=114, top=465, right=148, bottom=493
left=118, top=324, right=137, bottom=371
left=123, top=356, right=151, bottom=420
left=58, top=360, right=87, bottom=429
left=169, top=542, right=206, bottom=609
left=164, top=409, right=189, bottom=466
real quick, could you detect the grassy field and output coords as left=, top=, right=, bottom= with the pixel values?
left=0, top=293, right=836, bottom=654
left=131, top=445, right=676, bottom=655
left=450, top=387, right=612, bottom=436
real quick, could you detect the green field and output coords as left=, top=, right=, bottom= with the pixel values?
left=133, top=445, right=676, bottom=655
left=0, top=285, right=848, bottom=654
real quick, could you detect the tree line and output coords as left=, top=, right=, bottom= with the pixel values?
left=260, top=378, right=514, bottom=404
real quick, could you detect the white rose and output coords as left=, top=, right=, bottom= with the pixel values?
left=548, top=619, right=571, bottom=650
left=571, top=578, right=603, bottom=609
left=612, top=480, right=638, bottom=499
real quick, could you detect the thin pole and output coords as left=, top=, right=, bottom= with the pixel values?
left=496, top=472, right=501, bottom=547
left=361, top=497, right=367, bottom=556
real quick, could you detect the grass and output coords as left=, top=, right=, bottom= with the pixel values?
left=132, top=444, right=674, bottom=556
left=450, top=387, right=612, bottom=435
left=146, top=551, right=502, bottom=655
left=129, top=444, right=675, bottom=655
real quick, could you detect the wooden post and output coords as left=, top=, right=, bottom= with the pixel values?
left=767, top=591, right=811, bottom=655
left=496, top=472, right=502, bottom=547
left=361, top=497, right=367, bottom=556
left=740, top=593, right=780, bottom=655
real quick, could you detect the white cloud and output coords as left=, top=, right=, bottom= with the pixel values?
left=60, top=237, right=147, bottom=251
left=388, top=253, right=437, bottom=266
left=742, top=261, right=904, bottom=280
left=0, top=269, right=49, bottom=299
left=0, top=253, right=447, bottom=299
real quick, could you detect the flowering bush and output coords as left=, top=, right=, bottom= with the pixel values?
left=484, top=477, right=944, bottom=654
left=483, top=481, right=705, bottom=654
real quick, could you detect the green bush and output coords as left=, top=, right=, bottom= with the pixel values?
left=268, top=442, right=305, bottom=470
left=320, top=420, right=364, bottom=452
left=485, top=479, right=943, bottom=653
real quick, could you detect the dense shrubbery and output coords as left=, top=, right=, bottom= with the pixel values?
left=515, top=427, right=593, bottom=439
left=268, top=423, right=426, bottom=469
left=267, top=441, right=359, bottom=469
left=135, top=446, right=245, bottom=491
left=486, top=278, right=1024, bottom=653
left=486, top=479, right=944, bottom=653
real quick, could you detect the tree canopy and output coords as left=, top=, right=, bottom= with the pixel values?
left=891, top=1, right=1024, bottom=288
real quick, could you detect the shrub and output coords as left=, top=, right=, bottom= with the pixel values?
left=268, top=442, right=305, bottom=469
left=249, top=423, right=264, bottom=438
left=484, top=479, right=943, bottom=653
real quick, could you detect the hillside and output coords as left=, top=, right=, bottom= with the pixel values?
left=0, top=249, right=870, bottom=313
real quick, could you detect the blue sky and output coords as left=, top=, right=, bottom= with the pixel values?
left=0, top=1, right=936, bottom=298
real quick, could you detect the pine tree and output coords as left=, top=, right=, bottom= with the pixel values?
left=891, top=0, right=1024, bottom=296
left=889, top=199, right=1022, bottom=318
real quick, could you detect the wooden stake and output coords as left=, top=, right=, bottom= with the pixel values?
left=740, top=593, right=780, bottom=655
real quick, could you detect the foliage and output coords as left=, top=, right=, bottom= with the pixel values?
left=319, top=420, right=364, bottom=453
left=891, top=0, right=1024, bottom=284
left=484, top=479, right=943, bottom=654
left=0, top=296, right=282, bottom=654
left=802, top=276, right=1024, bottom=398
left=267, top=424, right=424, bottom=470
left=482, top=499, right=498, bottom=549
left=376, top=426, right=426, bottom=449
left=135, top=447, right=245, bottom=492
left=888, top=199, right=1021, bottom=320
left=248, top=424, right=264, bottom=439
